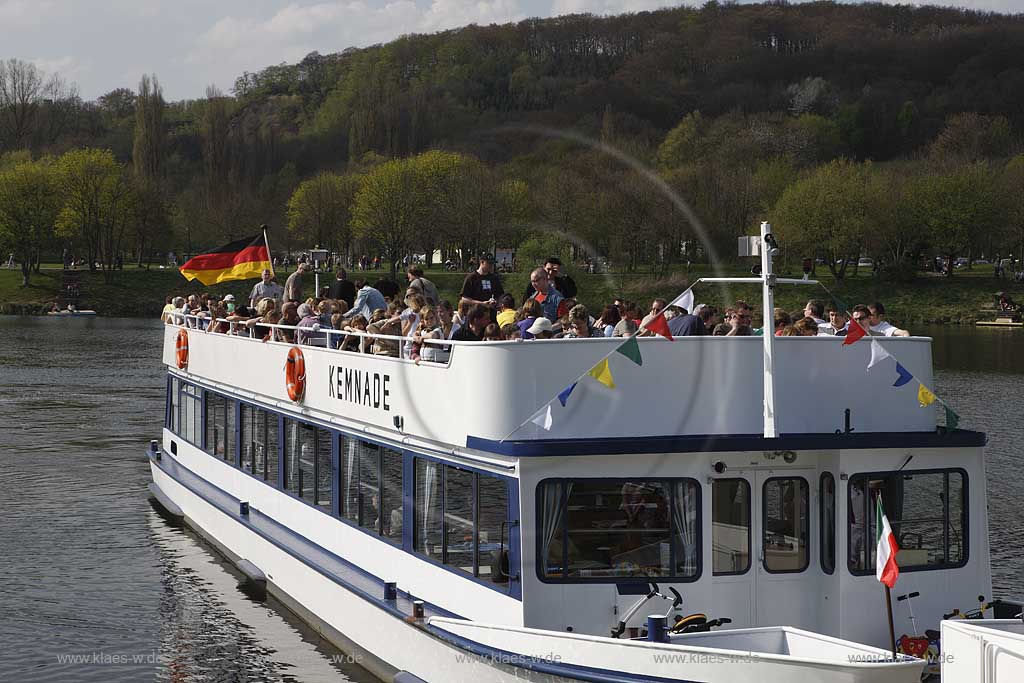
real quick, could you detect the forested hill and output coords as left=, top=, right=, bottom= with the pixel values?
left=3, top=2, right=1024, bottom=278
left=233, top=1, right=1024, bottom=165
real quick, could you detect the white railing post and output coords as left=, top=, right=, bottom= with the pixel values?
left=761, top=221, right=778, bottom=439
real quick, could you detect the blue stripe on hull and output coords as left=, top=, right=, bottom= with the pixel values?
left=468, top=429, right=987, bottom=457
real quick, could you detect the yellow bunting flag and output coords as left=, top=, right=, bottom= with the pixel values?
left=917, top=383, right=936, bottom=407
left=587, top=358, right=616, bottom=389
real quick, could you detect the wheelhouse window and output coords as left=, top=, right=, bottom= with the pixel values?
left=338, top=436, right=402, bottom=543
left=240, top=404, right=278, bottom=485
left=848, top=469, right=966, bottom=574
left=712, top=479, right=750, bottom=575
left=414, top=459, right=509, bottom=582
left=538, top=478, right=700, bottom=582
left=821, top=473, right=836, bottom=575
left=763, top=477, right=809, bottom=573
left=204, top=392, right=235, bottom=463
left=283, top=420, right=331, bottom=509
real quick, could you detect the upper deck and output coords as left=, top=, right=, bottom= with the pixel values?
left=162, top=321, right=971, bottom=456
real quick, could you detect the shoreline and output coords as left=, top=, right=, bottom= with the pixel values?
left=2, top=267, right=1021, bottom=326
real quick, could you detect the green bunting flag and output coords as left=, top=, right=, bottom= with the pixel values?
left=615, top=336, right=643, bottom=366
left=944, top=405, right=960, bottom=432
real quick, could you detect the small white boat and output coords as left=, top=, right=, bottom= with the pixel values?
left=47, top=309, right=97, bottom=317
left=425, top=618, right=924, bottom=682
left=941, top=618, right=1024, bottom=682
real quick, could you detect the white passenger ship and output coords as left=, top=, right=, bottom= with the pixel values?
left=147, top=225, right=1007, bottom=682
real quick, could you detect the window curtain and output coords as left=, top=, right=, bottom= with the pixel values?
left=673, top=481, right=698, bottom=574
left=540, top=482, right=571, bottom=570
left=420, top=460, right=438, bottom=552
left=343, top=437, right=358, bottom=520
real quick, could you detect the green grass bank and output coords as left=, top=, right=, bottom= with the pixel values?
left=2, top=266, right=1021, bottom=326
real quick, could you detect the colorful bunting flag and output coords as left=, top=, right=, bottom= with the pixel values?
left=918, top=384, right=937, bottom=407
left=557, top=382, right=577, bottom=407
left=867, top=339, right=892, bottom=370
left=615, top=336, right=643, bottom=366
left=893, top=363, right=914, bottom=387
left=643, top=312, right=673, bottom=341
left=671, top=287, right=695, bottom=314
left=588, top=358, right=615, bottom=389
left=530, top=404, right=553, bottom=431
left=843, top=320, right=867, bottom=345
left=944, top=405, right=960, bottom=431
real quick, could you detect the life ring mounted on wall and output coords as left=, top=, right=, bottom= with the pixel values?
left=175, top=328, right=189, bottom=369
left=285, top=347, right=306, bottom=402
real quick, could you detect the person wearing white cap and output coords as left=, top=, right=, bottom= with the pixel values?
left=526, top=317, right=555, bottom=339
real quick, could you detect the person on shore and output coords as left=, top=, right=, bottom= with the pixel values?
left=452, top=304, right=491, bottom=341
left=868, top=302, right=910, bottom=337
left=344, top=279, right=387, bottom=321
left=459, top=254, right=504, bottom=316
left=406, top=265, right=440, bottom=306
left=327, top=269, right=357, bottom=308
left=284, top=264, right=309, bottom=303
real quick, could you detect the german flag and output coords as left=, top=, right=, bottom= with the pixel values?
left=179, top=234, right=271, bottom=286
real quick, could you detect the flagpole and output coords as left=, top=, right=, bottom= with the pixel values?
left=885, top=585, right=897, bottom=661
left=261, top=224, right=275, bottom=276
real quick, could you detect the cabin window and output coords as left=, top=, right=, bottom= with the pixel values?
left=820, top=473, right=836, bottom=575
left=283, top=420, right=317, bottom=506
left=338, top=435, right=402, bottom=544
left=848, top=469, right=967, bottom=574
left=315, top=428, right=332, bottom=511
left=176, top=382, right=201, bottom=445
left=712, top=479, right=751, bottom=575
left=204, top=392, right=234, bottom=463
left=240, top=404, right=277, bottom=484
left=762, top=477, right=809, bottom=574
left=414, top=459, right=509, bottom=581
left=169, top=377, right=179, bottom=432
left=537, top=478, right=701, bottom=582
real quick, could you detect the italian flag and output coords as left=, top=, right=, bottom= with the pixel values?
left=875, top=495, right=900, bottom=588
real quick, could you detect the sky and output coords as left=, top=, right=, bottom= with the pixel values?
left=1, top=0, right=1020, bottom=101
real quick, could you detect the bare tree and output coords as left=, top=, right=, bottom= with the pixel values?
left=0, top=58, right=45, bottom=149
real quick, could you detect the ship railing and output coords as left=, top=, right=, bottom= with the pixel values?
left=166, top=312, right=467, bottom=365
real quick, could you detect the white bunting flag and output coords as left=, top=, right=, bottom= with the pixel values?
left=530, top=404, right=553, bottom=431
left=867, top=339, right=892, bottom=370
left=671, top=287, right=695, bottom=315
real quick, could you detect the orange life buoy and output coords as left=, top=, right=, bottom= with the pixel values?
left=285, top=346, right=306, bottom=402
left=175, top=328, right=189, bottom=369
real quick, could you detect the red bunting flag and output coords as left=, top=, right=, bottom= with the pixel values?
left=843, top=320, right=867, bottom=346
left=643, top=312, right=673, bottom=341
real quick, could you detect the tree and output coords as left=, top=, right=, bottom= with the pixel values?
left=907, top=163, right=1004, bottom=276
left=351, top=156, right=424, bottom=278
left=133, top=74, right=165, bottom=182
left=286, top=172, right=360, bottom=257
left=772, top=159, right=874, bottom=280
left=0, top=159, right=60, bottom=286
left=1002, top=155, right=1024, bottom=267
left=0, top=59, right=45, bottom=149
left=55, top=148, right=136, bottom=282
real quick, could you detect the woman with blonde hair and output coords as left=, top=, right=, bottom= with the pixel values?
left=411, top=305, right=445, bottom=364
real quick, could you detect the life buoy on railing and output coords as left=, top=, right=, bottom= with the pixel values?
left=285, top=347, right=306, bottom=402
left=175, top=328, right=189, bottom=369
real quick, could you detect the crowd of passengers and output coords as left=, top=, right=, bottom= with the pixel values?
left=162, top=253, right=910, bottom=362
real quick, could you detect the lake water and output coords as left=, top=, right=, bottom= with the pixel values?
left=0, top=317, right=1021, bottom=682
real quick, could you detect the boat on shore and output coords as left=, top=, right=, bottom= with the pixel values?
left=147, top=224, right=1014, bottom=682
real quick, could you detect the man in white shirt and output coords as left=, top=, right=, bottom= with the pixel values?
left=823, top=306, right=849, bottom=336
left=249, top=269, right=285, bottom=309
left=868, top=302, right=910, bottom=337
left=803, top=299, right=831, bottom=334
